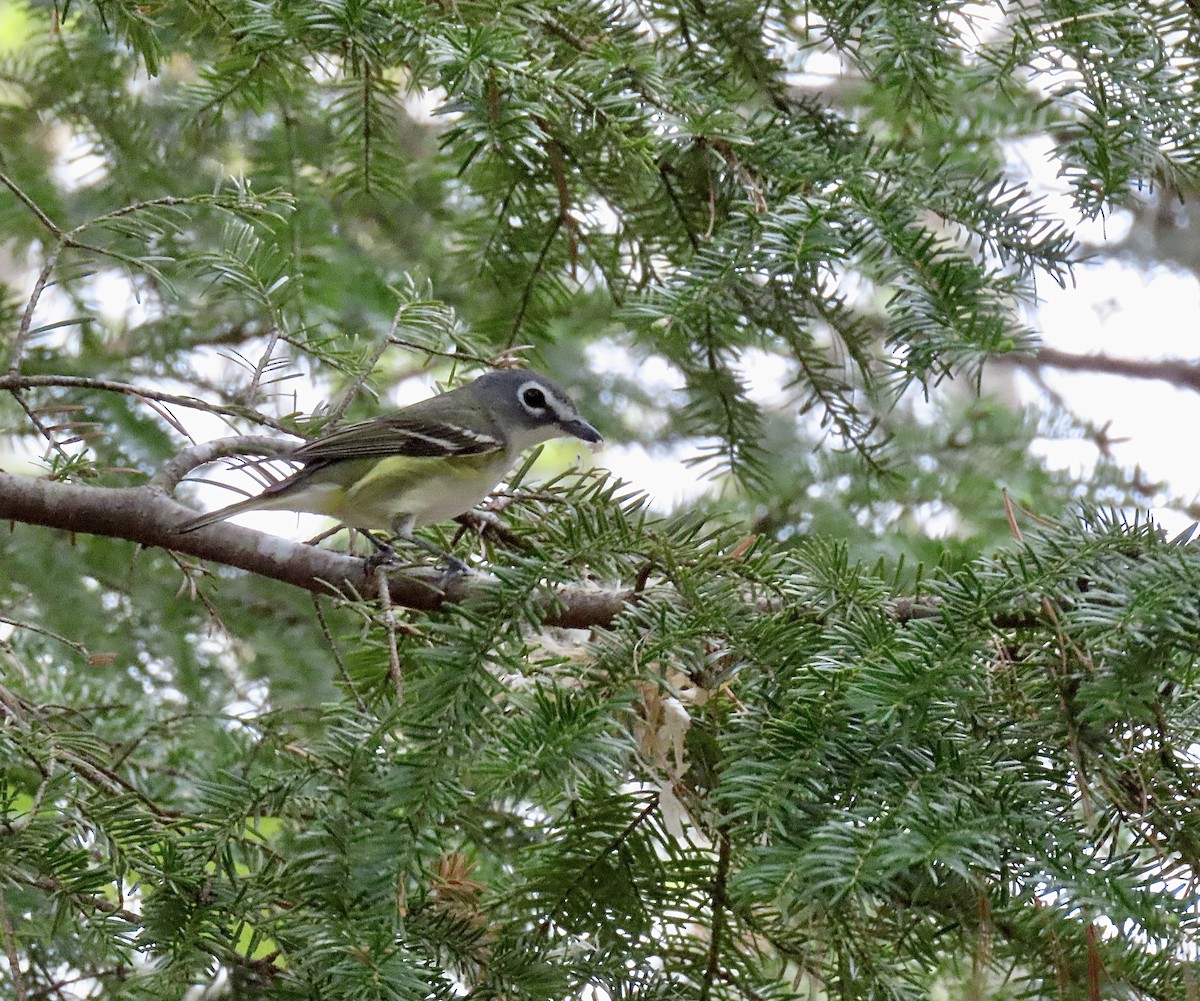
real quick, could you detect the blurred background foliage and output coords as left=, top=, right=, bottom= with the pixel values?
left=1, top=1, right=1198, bottom=998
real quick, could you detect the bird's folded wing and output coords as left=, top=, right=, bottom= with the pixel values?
left=292, top=415, right=505, bottom=462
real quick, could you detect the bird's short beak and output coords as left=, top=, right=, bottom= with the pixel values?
left=560, top=418, right=604, bottom=451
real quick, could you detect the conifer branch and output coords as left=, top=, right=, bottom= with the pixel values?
left=536, top=795, right=660, bottom=936
left=699, top=828, right=732, bottom=1001
left=506, top=216, right=563, bottom=350
left=0, top=471, right=632, bottom=628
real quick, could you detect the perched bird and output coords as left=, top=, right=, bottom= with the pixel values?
left=175, top=369, right=602, bottom=559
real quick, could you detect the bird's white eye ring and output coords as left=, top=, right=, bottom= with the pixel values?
left=522, top=386, right=548, bottom=409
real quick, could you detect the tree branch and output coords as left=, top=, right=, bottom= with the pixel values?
left=536, top=794, right=660, bottom=937
left=323, top=296, right=420, bottom=429
left=0, top=375, right=303, bottom=436
left=0, top=170, right=63, bottom=238
left=1004, top=346, right=1200, bottom=393
left=0, top=472, right=632, bottom=629
left=0, top=894, right=27, bottom=1001
left=699, top=828, right=731, bottom=1001
left=149, top=435, right=294, bottom=493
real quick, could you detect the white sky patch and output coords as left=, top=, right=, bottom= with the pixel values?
left=581, top=194, right=620, bottom=235
left=1027, top=435, right=1098, bottom=482
left=221, top=677, right=271, bottom=721
left=737, top=348, right=794, bottom=404
left=585, top=341, right=683, bottom=390
left=405, top=84, right=450, bottom=123
left=1003, top=135, right=1137, bottom=246
left=950, top=3, right=1008, bottom=56
left=802, top=49, right=843, bottom=78
left=87, top=268, right=162, bottom=328
left=1024, top=256, right=1200, bottom=534
left=601, top=442, right=711, bottom=513
left=52, top=128, right=108, bottom=191
left=1035, top=260, right=1200, bottom=357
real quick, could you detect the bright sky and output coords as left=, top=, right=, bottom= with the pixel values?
left=1026, top=259, right=1200, bottom=535
left=999, top=137, right=1200, bottom=536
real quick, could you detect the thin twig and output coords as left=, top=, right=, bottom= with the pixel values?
left=505, top=216, right=563, bottom=350
left=149, top=435, right=295, bottom=493
left=0, top=894, right=27, bottom=1001
left=324, top=300, right=408, bottom=428
left=311, top=594, right=368, bottom=712
left=9, top=248, right=63, bottom=377
left=539, top=14, right=668, bottom=111
left=22, top=875, right=142, bottom=927
left=537, top=795, right=659, bottom=935
left=7, top=389, right=71, bottom=461
left=375, top=564, right=404, bottom=705
left=0, top=375, right=301, bottom=436
left=13, top=774, right=52, bottom=835
left=1004, top=345, right=1200, bottom=395
left=361, top=61, right=373, bottom=192
left=387, top=337, right=492, bottom=368
left=67, top=194, right=210, bottom=233
left=545, top=133, right=578, bottom=274
left=660, top=162, right=702, bottom=253
left=699, top=828, right=732, bottom=1001
left=243, top=324, right=284, bottom=407
left=0, top=616, right=91, bottom=660
left=0, top=169, right=63, bottom=237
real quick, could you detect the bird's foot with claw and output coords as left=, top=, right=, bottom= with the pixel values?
left=363, top=539, right=471, bottom=579
left=363, top=545, right=401, bottom=574
left=438, top=553, right=472, bottom=578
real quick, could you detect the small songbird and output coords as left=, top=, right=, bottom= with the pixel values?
left=175, top=369, right=602, bottom=555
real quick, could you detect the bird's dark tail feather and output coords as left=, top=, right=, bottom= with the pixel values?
left=175, top=495, right=270, bottom=534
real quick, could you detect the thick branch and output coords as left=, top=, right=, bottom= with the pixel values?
left=1006, top=347, right=1200, bottom=393
left=0, top=472, right=631, bottom=629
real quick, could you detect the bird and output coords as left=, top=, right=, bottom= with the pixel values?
left=175, top=368, right=603, bottom=562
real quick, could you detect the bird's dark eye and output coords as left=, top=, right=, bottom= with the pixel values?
left=522, top=387, right=547, bottom=409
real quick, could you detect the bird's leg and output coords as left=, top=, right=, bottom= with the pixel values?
left=361, top=529, right=401, bottom=573
left=390, top=514, right=471, bottom=576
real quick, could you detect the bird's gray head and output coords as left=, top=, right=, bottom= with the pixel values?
left=471, top=369, right=603, bottom=453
